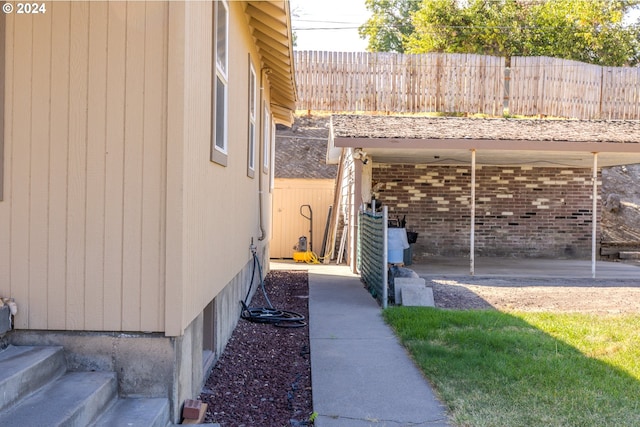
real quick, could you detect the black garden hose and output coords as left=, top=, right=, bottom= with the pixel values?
left=241, top=251, right=307, bottom=328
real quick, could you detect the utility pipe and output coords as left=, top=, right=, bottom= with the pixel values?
left=470, top=149, right=476, bottom=276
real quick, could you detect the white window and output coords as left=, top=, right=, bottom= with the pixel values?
left=262, top=103, right=271, bottom=172
left=212, top=0, right=229, bottom=165
left=247, top=60, right=256, bottom=177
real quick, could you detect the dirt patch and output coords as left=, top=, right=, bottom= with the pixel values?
left=431, top=277, right=640, bottom=313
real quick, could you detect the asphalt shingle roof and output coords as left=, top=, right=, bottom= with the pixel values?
left=275, top=115, right=338, bottom=179
left=331, top=115, right=640, bottom=143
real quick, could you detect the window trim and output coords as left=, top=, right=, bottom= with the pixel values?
left=211, top=0, right=229, bottom=166
left=247, top=58, right=256, bottom=178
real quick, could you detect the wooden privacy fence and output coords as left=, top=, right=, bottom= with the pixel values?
left=510, top=57, right=640, bottom=120
left=295, top=51, right=640, bottom=120
left=295, top=51, right=505, bottom=116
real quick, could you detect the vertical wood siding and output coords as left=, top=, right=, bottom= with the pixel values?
left=0, top=2, right=168, bottom=332
left=271, top=179, right=334, bottom=258
left=164, top=1, right=270, bottom=336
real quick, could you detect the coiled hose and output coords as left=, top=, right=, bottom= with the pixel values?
left=241, top=251, right=307, bottom=328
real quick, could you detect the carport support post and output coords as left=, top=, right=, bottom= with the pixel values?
left=470, top=149, right=476, bottom=276
left=592, top=152, right=598, bottom=279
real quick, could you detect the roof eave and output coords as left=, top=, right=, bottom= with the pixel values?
left=245, top=0, right=297, bottom=126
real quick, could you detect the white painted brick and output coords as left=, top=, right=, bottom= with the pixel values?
left=414, top=179, right=427, bottom=183
left=450, top=186, right=463, bottom=191
left=415, top=165, right=428, bottom=169
left=456, top=169, right=468, bottom=173
left=385, top=196, right=398, bottom=200
left=525, top=184, right=538, bottom=188
left=397, top=203, right=409, bottom=208
left=410, top=196, right=421, bottom=201
left=521, top=166, right=533, bottom=171
left=432, top=196, right=445, bottom=201
left=514, top=177, right=527, bottom=181
left=403, top=186, right=415, bottom=190
left=560, top=170, right=574, bottom=175
left=501, top=212, right=514, bottom=216
left=536, top=198, right=550, bottom=202
left=436, top=200, right=450, bottom=205
left=478, top=197, right=491, bottom=201
left=496, top=194, right=513, bottom=198
left=431, top=183, right=445, bottom=187
left=502, top=169, right=514, bottom=174
left=536, top=205, right=550, bottom=209
left=444, top=176, right=457, bottom=180
left=437, top=207, right=450, bottom=211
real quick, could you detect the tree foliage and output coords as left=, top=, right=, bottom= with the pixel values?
left=358, top=0, right=422, bottom=53
left=361, top=0, right=640, bottom=66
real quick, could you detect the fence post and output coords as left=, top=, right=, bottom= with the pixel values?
left=382, top=206, right=388, bottom=309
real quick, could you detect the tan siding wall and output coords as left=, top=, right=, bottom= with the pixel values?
left=165, top=1, right=272, bottom=335
left=272, top=179, right=335, bottom=258
left=0, top=2, right=168, bottom=332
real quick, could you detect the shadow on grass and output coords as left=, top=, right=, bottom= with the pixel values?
left=384, top=307, right=640, bottom=427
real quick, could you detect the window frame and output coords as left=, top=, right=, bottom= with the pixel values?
left=247, top=58, right=256, bottom=178
left=211, top=0, right=229, bottom=166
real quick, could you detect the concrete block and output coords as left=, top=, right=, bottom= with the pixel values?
left=619, top=251, right=640, bottom=260
left=0, top=306, right=10, bottom=336
left=401, top=286, right=435, bottom=307
left=394, top=277, right=425, bottom=305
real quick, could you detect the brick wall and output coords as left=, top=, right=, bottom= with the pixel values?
left=372, top=164, right=600, bottom=260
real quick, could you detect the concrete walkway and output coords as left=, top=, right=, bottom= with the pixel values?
left=271, top=257, right=640, bottom=426
left=272, top=261, right=451, bottom=427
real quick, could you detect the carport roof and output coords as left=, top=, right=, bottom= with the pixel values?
left=329, top=115, right=640, bottom=167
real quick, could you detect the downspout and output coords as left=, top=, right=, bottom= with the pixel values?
left=257, top=68, right=270, bottom=241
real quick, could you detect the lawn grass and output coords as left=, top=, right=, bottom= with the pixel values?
left=384, top=308, right=640, bottom=427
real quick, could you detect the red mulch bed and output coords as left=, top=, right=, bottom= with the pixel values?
left=200, top=270, right=313, bottom=427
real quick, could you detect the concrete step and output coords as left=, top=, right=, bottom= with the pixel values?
left=0, top=371, right=117, bottom=427
left=91, top=397, right=170, bottom=427
left=0, top=345, right=66, bottom=412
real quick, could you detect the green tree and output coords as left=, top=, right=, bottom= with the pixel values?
left=366, top=0, right=640, bottom=66
left=358, top=0, right=422, bottom=52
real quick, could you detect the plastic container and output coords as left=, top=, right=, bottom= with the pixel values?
left=387, top=228, right=410, bottom=264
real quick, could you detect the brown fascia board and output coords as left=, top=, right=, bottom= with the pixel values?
left=332, top=137, right=640, bottom=154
